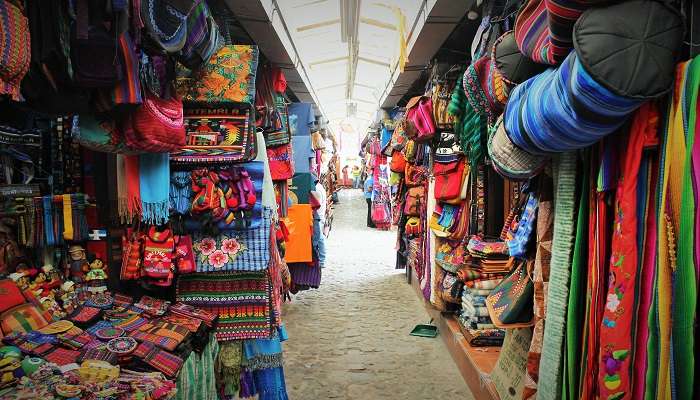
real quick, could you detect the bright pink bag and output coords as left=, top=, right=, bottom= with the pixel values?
left=405, top=96, right=436, bottom=143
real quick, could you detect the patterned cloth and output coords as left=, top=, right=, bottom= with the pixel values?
left=287, top=262, right=322, bottom=289
left=175, top=334, right=219, bottom=400
left=178, top=45, right=259, bottom=105
left=0, top=0, right=31, bottom=101
left=192, top=208, right=272, bottom=272
left=176, top=271, right=272, bottom=341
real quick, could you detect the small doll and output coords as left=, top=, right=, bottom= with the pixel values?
left=85, top=258, right=107, bottom=293
left=67, top=246, right=89, bottom=283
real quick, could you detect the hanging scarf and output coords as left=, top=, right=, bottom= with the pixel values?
left=536, top=152, right=577, bottom=399
left=139, top=153, right=170, bottom=225
left=216, top=341, right=242, bottom=397
left=563, top=154, right=589, bottom=400
left=116, top=154, right=129, bottom=222
left=124, top=155, right=142, bottom=219
left=596, top=103, right=658, bottom=399
left=253, top=367, right=289, bottom=400
left=63, top=194, right=74, bottom=240
left=43, top=196, right=55, bottom=247
left=242, top=327, right=285, bottom=371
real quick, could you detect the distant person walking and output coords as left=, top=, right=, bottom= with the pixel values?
left=364, top=175, right=375, bottom=228
left=342, top=165, right=350, bottom=187
left=352, top=165, right=361, bottom=189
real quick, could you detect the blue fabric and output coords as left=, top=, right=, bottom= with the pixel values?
left=505, top=53, right=644, bottom=154
left=312, top=218, right=326, bottom=268
left=288, top=102, right=315, bottom=137
left=507, top=192, right=538, bottom=258
left=291, top=135, right=312, bottom=173
left=253, top=367, right=289, bottom=400
left=364, top=177, right=374, bottom=199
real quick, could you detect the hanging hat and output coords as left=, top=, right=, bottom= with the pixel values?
left=504, top=52, right=644, bottom=154
left=488, top=115, right=547, bottom=180
left=573, top=0, right=683, bottom=99
left=434, top=131, right=463, bottom=163
left=493, top=31, right=547, bottom=86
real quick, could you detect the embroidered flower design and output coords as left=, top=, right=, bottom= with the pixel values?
left=221, top=238, right=242, bottom=256
left=197, top=238, right=216, bottom=256
left=605, top=293, right=620, bottom=313
left=208, top=250, right=228, bottom=269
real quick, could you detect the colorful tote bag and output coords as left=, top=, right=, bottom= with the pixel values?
left=263, top=94, right=292, bottom=146
left=177, top=45, right=259, bottom=106
left=191, top=207, right=272, bottom=272
left=171, top=105, right=257, bottom=163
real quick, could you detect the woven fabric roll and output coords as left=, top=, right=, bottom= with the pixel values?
left=505, top=52, right=643, bottom=154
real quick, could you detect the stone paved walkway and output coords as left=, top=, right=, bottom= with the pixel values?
left=282, top=189, right=473, bottom=399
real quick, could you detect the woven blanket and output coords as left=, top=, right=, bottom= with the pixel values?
left=287, top=262, right=322, bottom=289
left=176, top=272, right=272, bottom=341
left=192, top=207, right=272, bottom=272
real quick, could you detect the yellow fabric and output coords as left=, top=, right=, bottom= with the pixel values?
left=656, top=61, right=688, bottom=399
left=62, top=195, right=73, bottom=240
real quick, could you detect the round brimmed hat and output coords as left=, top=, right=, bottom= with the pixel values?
left=573, top=0, right=683, bottom=99
left=488, top=115, right=547, bottom=181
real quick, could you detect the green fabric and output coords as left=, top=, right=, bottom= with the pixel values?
left=537, top=152, right=578, bottom=399
left=563, top=156, right=589, bottom=400
left=175, top=334, right=219, bottom=400
left=674, top=56, right=699, bottom=400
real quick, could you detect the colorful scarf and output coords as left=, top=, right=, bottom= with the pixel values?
left=537, top=152, right=577, bottom=399
left=596, top=103, right=658, bottom=398
left=253, top=367, right=289, bottom=400
left=217, top=341, right=242, bottom=397
left=242, top=326, right=285, bottom=371
left=139, top=153, right=170, bottom=225
left=176, top=334, right=219, bottom=400
left=124, top=155, right=142, bottom=219
left=116, top=154, right=129, bottom=221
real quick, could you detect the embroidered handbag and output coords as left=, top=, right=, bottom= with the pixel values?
left=440, top=271, right=463, bottom=304
left=121, top=228, right=144, bottom=281
left=389, top=150, right=407, bottom=173
left=433, top=159, right=466, bottom=202
left=432, top=80, right=458, bottom=130
left=371, top=201, right=391, bottom=226
left=405, top=96, right=436, bottom=142
left=142, top=227, right=175, bottom=281
left=125, top=91, right=186, bottom=153
left=404, top=164, right=427, bottom=187
left=0, top=0, right=30, bottom=101
left=174, top=235, right=195, bottom=274
left=177, top=45, right=259, bottom=105
left=171, top=105, right=257, bottom=163
left=402, top=139, right=417, bottom=163
left=485, top=258, right=534, bottom=327
left=264, top=94, right=292, bottom=146
left=448, top=201, right=470, bottom=241
left=404, top=217, right=422, bottom=236
left=403, top=186, right=425, bottom=217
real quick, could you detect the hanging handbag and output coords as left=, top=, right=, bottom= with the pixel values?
left=404, top=164, right=427, bottom=187
left=448, top=201, right=470, bottom=241
left=485, top=258, right=534, bottom=328
left=405, top=96, right=436, bottom=142
left=267, top=144, right=295, bottom=180
left=171, top=105, right=257, bottom=163
left=120, top=228, right=144, bottom=281
left=124, top=90, right=186, bottom=153
left=177, top=45, right=259, bottom=105
left=403, top=186, right=425, bottom=217
left=433, top=159, right=466, bottom=201
left=505, top=192, right=538, bottom=258
left=0, top=0, right=30, bottom=101
left=432, top=80, right=458, bottom=130
left=142, top=227, right=175, bottom=281
left=404, top=217, right=422, bottom=236
left=174, top=235, right=195, bottom=274
left=389, top=150, right=407, bottom=173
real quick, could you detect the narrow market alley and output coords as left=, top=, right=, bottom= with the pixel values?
left=283, top=189, right=473, bottom=399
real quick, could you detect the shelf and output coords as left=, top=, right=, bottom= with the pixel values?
left=409, top=268, right=500, bottom=400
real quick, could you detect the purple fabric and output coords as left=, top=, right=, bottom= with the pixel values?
left=288, top=262, right=322, bottom=288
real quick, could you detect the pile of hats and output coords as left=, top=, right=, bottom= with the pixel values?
left=464, top=0, right=684, bottom=181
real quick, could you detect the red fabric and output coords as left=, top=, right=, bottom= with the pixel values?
left=267, top=144, right=295, bottom=180
left=597, top=103, right=657, bottom=398
left=125, top=92, right=185, bottom=152
left=433, top=159, right=466, bottom=201
left=272, top=67, right=287, bottom=93
left=0, top=280, right=25, bottom=314
left=405, top=96, right=436, bottom=142
left=390, top=150, right=407, bottom=173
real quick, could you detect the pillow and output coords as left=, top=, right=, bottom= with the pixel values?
left=0, top=279, right=25, bottom=314
left=1, top=303, right=49, bottom=335
left=573, top=0, right=683, bottom=99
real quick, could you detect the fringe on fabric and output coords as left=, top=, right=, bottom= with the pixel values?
left=216, top=341, right=242, bottom=398
left=253, top=367, right=289, bottom=400
left=239, top=369, right=257, bottom=398
left=116, top=154, right=130, bottom=222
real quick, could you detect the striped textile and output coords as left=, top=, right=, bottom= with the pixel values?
left=505, top=52, right=643, bottom=154
left=176, top=271, right=272, bottom=341
left=175, top=334, right=219, bottom=400
left=112, top=32, right=142, bottom=105
left=287, top=262, right=322, bottom=289
left=536, top=152, right=577, bottom=398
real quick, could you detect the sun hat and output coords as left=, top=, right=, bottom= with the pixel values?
left=488, top=115, right=548, bottom=180
left=573, top=0, right=683, bottom=99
